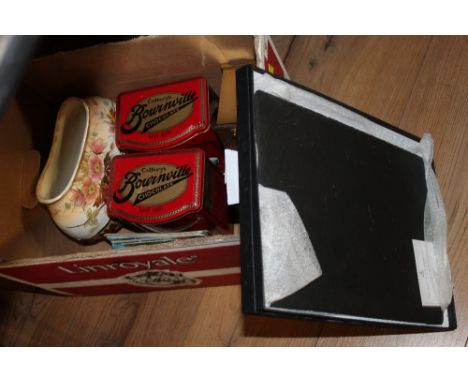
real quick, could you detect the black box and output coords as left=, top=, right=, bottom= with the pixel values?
left=236, top=66, right=456, bottom=330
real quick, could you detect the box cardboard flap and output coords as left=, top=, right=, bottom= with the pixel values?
left=217, top=65, right=244, bottom=125
left=24, top=36, right=257, bottom=103
left=20, top=149, right=41, bottom=209
left=0, top=150, right=35, bottom=261
left=217, top=36, right=288, bottom=125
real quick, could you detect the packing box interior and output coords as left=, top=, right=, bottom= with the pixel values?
left=0, top=36, right=264, bottom=295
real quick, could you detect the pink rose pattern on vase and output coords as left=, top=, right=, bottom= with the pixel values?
left=51, top=97, right=119, bottom=231
left=88, top=154, right=104, bottom=182
left=90, top=138, right=105, bottom=155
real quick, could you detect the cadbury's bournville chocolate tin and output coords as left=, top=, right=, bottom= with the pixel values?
left=116, top=77, right=224, bottom=167
left=107, top=148, right=230, bottom=233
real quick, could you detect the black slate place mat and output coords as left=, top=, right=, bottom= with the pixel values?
left=236, top=66, right=456, bottom=329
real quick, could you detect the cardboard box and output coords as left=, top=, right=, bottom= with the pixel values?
left=0, top=36, right=287, bottom=295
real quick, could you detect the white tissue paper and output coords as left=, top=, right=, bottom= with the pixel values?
left=258, top=184, right=322, bottom=307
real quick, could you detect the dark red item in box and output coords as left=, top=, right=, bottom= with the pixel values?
left=108, top=149, right=229, bottom=233
left=116, top=77, right=223, bottom=163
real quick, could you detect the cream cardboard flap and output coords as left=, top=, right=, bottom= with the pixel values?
left=0, top=150, right=25, bottom=255
left=217, top=66, right=239, bottom=125
left=24, top=36, right=256, bottom=103
left=217, top=36, right=286, bottom=125
left=217, top=63, right=254, bottom=125
left=0, top=149, right=44, bottom=262
left=20, top=149, right=41, bottom=209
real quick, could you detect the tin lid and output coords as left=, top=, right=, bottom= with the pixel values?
left=236, top=66, right=456, bottom=330
left=108, top=149, right=204, bottom=224
left=116, top=77, right=210, bottom=151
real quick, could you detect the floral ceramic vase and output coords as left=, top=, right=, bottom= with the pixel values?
left=36, top=97, right=121, bottom=242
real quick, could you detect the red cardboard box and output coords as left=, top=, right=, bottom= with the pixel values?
left=0, top=236, right=240, bottom=295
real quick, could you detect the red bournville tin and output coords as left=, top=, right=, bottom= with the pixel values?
left=116, top=77, right=224, bottom=167
left=108, top=148, right=230, bottom=233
